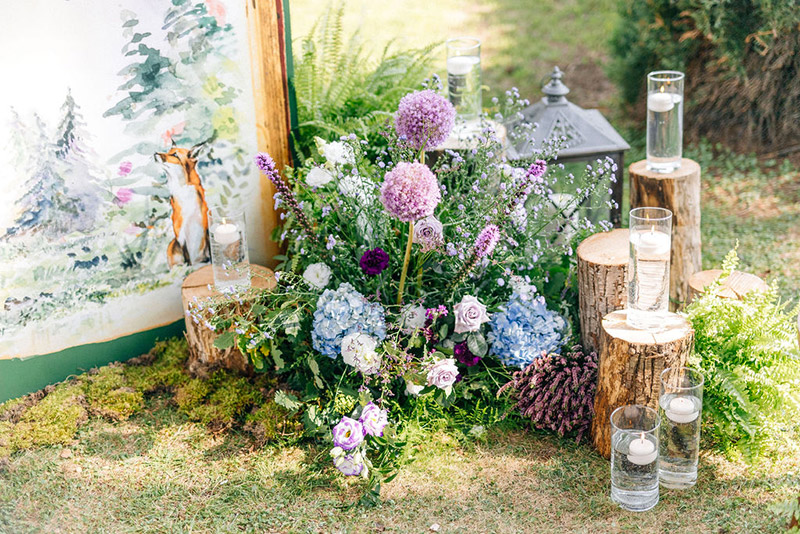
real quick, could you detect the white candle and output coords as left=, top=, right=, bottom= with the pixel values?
left=447, top=55, right=479, bottom=76
left=632, top=229, right=670, bottom=256
left=627, top=433, right=657, bottom=465
left=666, top=396, right=699, bottom=423
left=214, top=223, right=239, bottom=245
left=647, top=91, right=674, bottom=113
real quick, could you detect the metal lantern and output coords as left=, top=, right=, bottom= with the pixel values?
left=509, top=67, right=629, bottom=226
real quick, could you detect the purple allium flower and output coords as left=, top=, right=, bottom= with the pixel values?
left=413, top=215, right=444, bottom=252
left=359, top=248, right=389, bottom=276
left=473, top=224, right=501, bottom=258
left=395, top=89, right=456, bottom=151
left=332, top=416, right=365, bottom=450
left=359, top=402, right=389, bottom=437
left=454, top=341, right=481, bottom=367
left=379, top=162, right=441, bottom=222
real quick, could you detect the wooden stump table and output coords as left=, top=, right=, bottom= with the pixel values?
left=181, top=264, right=276, bottom=376
left=591, top=309, right=694, bottom=459
left=688, top=269, right=768, bottom=303
left=577, top=228, right=629, bottom=353
left=630, top=158, right=701, bottom=311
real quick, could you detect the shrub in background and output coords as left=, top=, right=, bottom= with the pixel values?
left=499, top=345, right=598, bottom=443
left=687, top=248, right=800, bottom=459
left=610, top=0, right=800, bottom=150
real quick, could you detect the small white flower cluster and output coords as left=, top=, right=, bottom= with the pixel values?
left=341, top=332, right=382, bottom=375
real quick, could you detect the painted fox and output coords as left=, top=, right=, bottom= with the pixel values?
left=154, top=140, right=210, bottom=267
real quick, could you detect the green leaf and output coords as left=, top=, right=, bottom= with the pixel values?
left=308, top=356, right=325, bottom=389
left=251, top=304, right=266, bottom=316
left=274, top=390, right=301, bottom=413
left=439, top=323, right=449, bottom=339
left=212, top=331, right=236, bottom=349
left=467, top=331, right=488, bottom=357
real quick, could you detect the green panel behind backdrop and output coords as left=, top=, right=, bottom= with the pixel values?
left=0, top=321, right=185, bottom=403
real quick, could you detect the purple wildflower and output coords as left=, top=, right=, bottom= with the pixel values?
left=360, top=248, right=389, bottom=276
left=380, top=162, right=441, bottom=222
left=454, top=341, right=481, bottom=367
left=395, top=90, right=456, bottom=151
left=255, top=153, right=319, bottom=245
left=474, top=224, right=501, bottom=258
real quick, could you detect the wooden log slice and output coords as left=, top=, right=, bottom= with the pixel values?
left=591, top=309, right=694, bottom=459
left=577, top=228, right=629, bottom=353
left=688, top=269, right=768, bottom=303
left=629, top=158, right=701, bottom=311
left=181, top=264, right=276, bottom=376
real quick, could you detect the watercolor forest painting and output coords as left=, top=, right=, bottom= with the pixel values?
left=0, top=0, right=264, bottom=358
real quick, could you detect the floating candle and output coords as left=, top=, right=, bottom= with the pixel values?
left=631, top=228, right=671, bottom=256
left=627, top=432, right=657, bottom=465
left=647, top=91, right=674, bottom=113
left=214, top=223, right=239, bottom=245
left=665, top=395, right=699, bottom=424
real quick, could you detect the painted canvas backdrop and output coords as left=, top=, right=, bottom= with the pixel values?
left=0, top=0, right=266, bottom=358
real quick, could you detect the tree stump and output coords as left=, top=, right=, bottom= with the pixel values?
left=630, top=158, right=701, bottom=311
left=577, top=228, right=629, bottom=353
left=688, top=269, right=768, bottom=303
left=181, top=264, right=276, bottom=376
left=591, top=309, right=694, bottom=459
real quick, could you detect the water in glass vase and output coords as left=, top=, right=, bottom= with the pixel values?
left=646, top=92, right=683, bottom=173
left=659, top=393, right=701, bottom=489
left=447, top=55, right=481, bottom=121
left=611, top=432, right=660, bottom=512
left=627, top=228, right=671, bottom=330
left=210, top=222, right=250, bottom=292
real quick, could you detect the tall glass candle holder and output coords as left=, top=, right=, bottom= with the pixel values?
left=659, top=367, right=703, bottom=489
left=209, top=206, right=251, bottom=292
left=446, top=37, right=481, bottom=121
left=646, top=71, right=684, bottom=173
left=610, top=405, right=660, bottom=512
left=627, top=207, right=672, bottom=330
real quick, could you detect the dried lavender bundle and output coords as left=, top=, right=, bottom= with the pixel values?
left=500, top=345, right=598, bottom=443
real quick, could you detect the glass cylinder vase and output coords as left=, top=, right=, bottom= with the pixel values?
left=627, top=207, right=672, bottom=331
left=209, top=206, right=251, bottom=292
left=610, top=405, right=660, bottom=512
left=659, top=367, right=704, bottom=489
left=646, top=71, right=684, bottom=173
left=446, top=37, right=481, bottom=121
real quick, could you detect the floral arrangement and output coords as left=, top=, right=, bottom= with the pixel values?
left=190, top=83, right=616, bottom=494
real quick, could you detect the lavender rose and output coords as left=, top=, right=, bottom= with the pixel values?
left=331, top=416, right=365, bottom=450
left=413, top=215, right=444, bottom=252
left=427, top=358, right=459, bottom=394
left=359, top=402, right=389, bottom=437
left=453, top=295, right=490, bottom=333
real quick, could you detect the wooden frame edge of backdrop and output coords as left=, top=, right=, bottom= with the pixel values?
left=246, top=0, right=293, bottom=269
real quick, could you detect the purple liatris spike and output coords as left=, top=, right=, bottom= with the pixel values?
left=473, top=224, right=501, bottom=258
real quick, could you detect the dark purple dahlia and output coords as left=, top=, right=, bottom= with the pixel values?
left=454, top=341, right=481, bottom=367
left=359, top=248, right=389, bottom=276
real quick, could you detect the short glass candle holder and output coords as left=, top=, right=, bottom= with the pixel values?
left=446, top=37, right=481, bottom=121
left=209, top=206, right=251, bottom=292
left=646, top=70, right=684, bottom=173
left=659, top=367, right=704, bottom=489
left=610, top=405, right=660, bottom=512
left=627, top=207, right=672, bottom=331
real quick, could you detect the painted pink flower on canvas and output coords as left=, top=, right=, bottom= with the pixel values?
left=118, top=161, right=133, bottom=177
left=115, top=188, right=134, bottom=206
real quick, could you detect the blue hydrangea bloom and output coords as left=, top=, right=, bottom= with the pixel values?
left=312, top=283, right=387, bottom=358
left=487, top=291, right=566, bottom=368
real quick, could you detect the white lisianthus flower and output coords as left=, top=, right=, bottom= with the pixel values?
left=303, top=262, right=332, bottom=289
left=404, top=380, right=425, bottom=397
left=341, top=333, right=382, bottom=375
left=306, top=166, right=334, bottom=187
left=400, top=304, right=427, bottom=331
left=322, top=141, right=355, bottom=166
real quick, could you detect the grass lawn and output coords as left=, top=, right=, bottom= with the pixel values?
left=1, top=2, right=798, bottom=532
left=1, top=389, right=797, bottom=533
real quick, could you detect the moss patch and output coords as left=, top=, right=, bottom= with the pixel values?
left=124, top=339, right=191, bottom=393
left=175, top=372, right=263, bottom=428
left=9, top=384, right=87, bottom=451
left=82, top=365, right=143, bottom=421
left=245, top=396, right=303, bottom=444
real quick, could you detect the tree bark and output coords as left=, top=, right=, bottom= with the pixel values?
left=688, top=269, right=768, bottom=303
left=630, top=158, right=701, bottom=311
left=181, top=264, right=276, bottom=376
left=577, top=228, right=629, bottom=354
left=591, top=309, right=694, bottom=459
